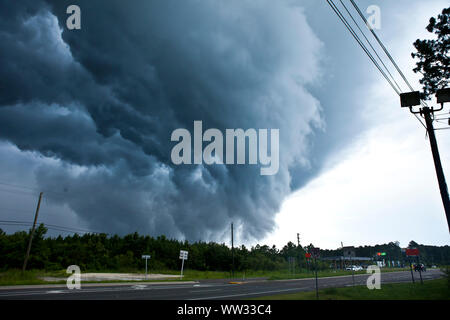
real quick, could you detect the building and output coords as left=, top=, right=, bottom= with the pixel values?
left=321, top=256, right=373, bottom=269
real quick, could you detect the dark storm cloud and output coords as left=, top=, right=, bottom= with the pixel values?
left=0, top=0, right=324, bottom=241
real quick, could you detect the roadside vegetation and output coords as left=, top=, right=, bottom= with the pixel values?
left=1, top=226, right=448, bottom=272
left=251, top=278, right=450, bottom=300
left=1, top=225, right=448, bottom=286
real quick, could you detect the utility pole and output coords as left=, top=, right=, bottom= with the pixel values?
left=297, top=233, right=302, bottom=272
left=314, top=256, right=319, bottom=300
left=401, top=90, right=450, bottom=232
left=422, top=107, right=450, bottom=230
left=23, top=192, right=43, bottom=272
left=231, top=222, right=234, bottom=278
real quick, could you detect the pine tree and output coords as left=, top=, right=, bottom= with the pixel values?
left=411, top=7, right=450, bottom=100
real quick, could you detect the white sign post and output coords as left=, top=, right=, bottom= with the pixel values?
left=142, top=255, right=151, bottom=279
left=179, top=250, right=188, bottom=279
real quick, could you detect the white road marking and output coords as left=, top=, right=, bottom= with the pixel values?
left=131, top=285, right=147, bottom=290
left=189, top=289, right=222, bottom=293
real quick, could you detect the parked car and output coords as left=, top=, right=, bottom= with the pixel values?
left=346, top=265, right=363, bottom=271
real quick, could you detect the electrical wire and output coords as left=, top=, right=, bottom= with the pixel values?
left=0, top=188, right=38, bottom=197
left=326, top=0, right=428, bottom=130
left=435, top=119, right=450, bottom=125
left=349, top=0, right=418, bottom=95
left=326, top=0, right=402, bottom=95
left=338, top=0, right=403, bottom=93
left=0, top=219, right=106, bottom=234
left=351, top=0, right=431, bottom=114
left=0, top=181, right=68, bottom=197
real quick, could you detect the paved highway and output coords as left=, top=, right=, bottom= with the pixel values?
left=0, top=269, right=443, bottom=300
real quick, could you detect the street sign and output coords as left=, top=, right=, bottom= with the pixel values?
left=305, top=253, right=311, bottom=259
left=406, top=248, right=420, bottom=257
left=376, top=252, right=387, bottom=256
left=179, top=250, right=188, bottom=279
left=179, top=250, right=188, bottom=260
left=141, top=255, right=151, bottom=279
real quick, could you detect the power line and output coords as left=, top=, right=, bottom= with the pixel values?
left=0, top=182, right=39, bottom=192
left=326, top=0, right=428, bottom=130
left=326, top=0, right=401, bottom=95
left=0, top=223, right=99, bottom=235
left=349, top=0, right=416, bottom=94
left=0, top=206, right=35, bottom=214
left=433, top=112, right=450, bottom=116
left=0, top=219, right=106, bottom=234
left=414, top=114, right=428, bottom=130
left=338, top=0, right=403, bottom=93
left=0, top=207, right=69, bottom=220
left=39, top=222, right=105, bottom=234
left=0, top=188, right=38, bottom=197
left=0, top=181, right=68, bottom=197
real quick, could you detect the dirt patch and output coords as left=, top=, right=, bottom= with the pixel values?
left=41, top=273, right=181, bottom=282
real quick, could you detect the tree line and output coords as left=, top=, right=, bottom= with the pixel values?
left=0, top=225, right=449, bottom=272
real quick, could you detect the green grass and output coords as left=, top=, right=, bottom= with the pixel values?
left=265, top=267, right=411, bottom=280
left=0, top=269, right=64, bottom=286
left=251, top=278, right=450, bottom=300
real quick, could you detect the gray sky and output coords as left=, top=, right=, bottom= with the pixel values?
left=0, top=0, right=448, bottom=250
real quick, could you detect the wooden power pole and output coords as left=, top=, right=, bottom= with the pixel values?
left=422, top=107, right=450, bottom=231
left=23, top=192, right=43, bottom=272
left=231, top=222, right=234, bottom=278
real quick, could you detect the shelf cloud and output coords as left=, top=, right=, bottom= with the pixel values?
left=0, top=0, right=324, bottom=242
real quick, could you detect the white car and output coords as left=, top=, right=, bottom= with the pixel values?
left=346, top=265, right=363, bottom=271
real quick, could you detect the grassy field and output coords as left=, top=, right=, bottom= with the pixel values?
left=0, top=269, right=65, bottom=286
left=251, top=278, right=450, bottom=300
left=0, top=267, right=415, bottom=286
left=265, top=268, right=410, bottom=280
left=179, top=267, right=412, bottom=281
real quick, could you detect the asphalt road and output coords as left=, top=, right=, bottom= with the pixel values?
left=0, top=269, right=443, bottom=300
